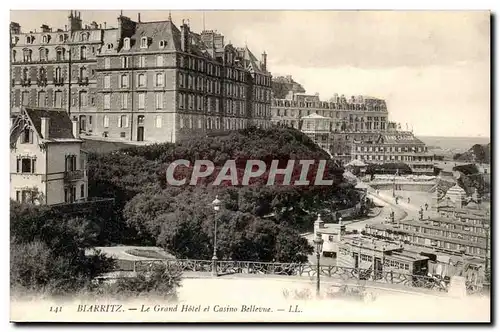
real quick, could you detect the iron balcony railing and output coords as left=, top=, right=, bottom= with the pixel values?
left=64, top=169, right=84, bottom=182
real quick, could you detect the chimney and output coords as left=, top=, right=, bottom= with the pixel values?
left=261, top=51, right=267, bottom=72
left=71, top=118, right=80, bottom=138
left=104, top=22, right=107, bottom=29
left=180, top=20, right=190, bottom=52
left=138, top=13, right=141, bottom=22
left=41, top=24, right=50, bottom=32
left=10, top=22, right=21, bottom=34
left=41, top=117, right=50, bottom=139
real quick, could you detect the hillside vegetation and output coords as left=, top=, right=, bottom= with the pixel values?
left=87, top=127, right=361, bottom=263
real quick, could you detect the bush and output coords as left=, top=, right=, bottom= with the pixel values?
left=100, top=264, right=182, bottom=300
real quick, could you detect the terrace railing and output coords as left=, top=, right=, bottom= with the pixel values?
left=112, top=258, right=485, bottom=294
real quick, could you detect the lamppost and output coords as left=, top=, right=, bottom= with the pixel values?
left=313, top=233, right=324, bottom=297
left=211, top=195, right=222, bottom=277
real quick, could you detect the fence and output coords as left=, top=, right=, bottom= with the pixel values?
left=113, top=258, right=484, bottom=294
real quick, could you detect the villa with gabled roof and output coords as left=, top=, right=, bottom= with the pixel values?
left=10, top=106, right=88, bottom=205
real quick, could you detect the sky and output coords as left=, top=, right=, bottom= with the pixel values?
left=10, top=10, right=491, bottom=138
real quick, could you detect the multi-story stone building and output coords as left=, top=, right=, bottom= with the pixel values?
left=10, top=11, right=102, bottom=120
left=300, top=113, right=333, bottom=153
left=351, top=131, right=435, bottom=175
left=10, top=106, right=88, bottom=205
left=364, top=211, right=490, bottom=261
left=271, top=90, right=389, bottom=162
left=10, top=11, right=272, bottom=143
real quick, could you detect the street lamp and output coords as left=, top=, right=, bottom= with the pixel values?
left=211, top=195, right=222, bottom=277
left=313, top=233, right=324, bottom=297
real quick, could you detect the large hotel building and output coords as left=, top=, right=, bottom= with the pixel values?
left=271, top=77, right=434, bottom=174
left=10, top=11, right=272, bottom=143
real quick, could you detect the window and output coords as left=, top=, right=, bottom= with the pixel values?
left=80, top=184, right=85, bottom=199
left=155, top=73, right=164, bottom=87
left=80, top=46, right=87, bottom=60
left=139, top=56, right=146, bottom=68
left=155, top=93, right=163, bottom=109
left=137, top=115, right=145, bottom=125
left=138, top=74, right=146, bottom=87
left=54, top=91, right=62, bottom=108
left=104, top=94, right=110, bottom=110
left=64, top=186, right=77, bottom=203
left=141, top=37, right=148, bottom=48
left=23, top=49, right=32, bottom=62
left=121, top=93, right=128, bottom=109
left=120, top=74, right=129, bottom=88
left=17, top=157, right=35, bottom=173
left=38, top=91, right=46, bottom=107
left=121, top=57, right=129, bottom=68
left=123, top=38, right=130, bottom=50
left=104, top=58, right=110, bottom=69
left=138, top=93, right=145, bottom=109
left=156, top=55, right=164, bottom=67
left=103, top=115, right=109, bottom=128
left=118, top=115, right=129, bottom=128
left=39, top=48, right=48, bottom=62
left=79, top=91, right=88, bottom=108
left=65, top=155, right=77, bottom=172
left=155, top=115, right=162, bottom=128
left=159, top=40, right=166, bottom=48
left=21, top=128, right=32, bottom=144
left=104, top=75, right=111, bottom=88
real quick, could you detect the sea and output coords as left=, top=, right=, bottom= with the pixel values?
left=417, top=136, right=490, bottom=154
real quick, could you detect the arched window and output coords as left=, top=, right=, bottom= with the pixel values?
left=39, top=48, right=49, bottom=62
left=42, top=35, right=48, bottom=43
left=123, top=38, right=130, bottom=50
left=56, top=48, right=65, bottom=61
left=59, top=34, right=64, bottom=42
left=141, top=37, right=148, bottom=48
left=39, top=67, right=46, bottom=79
left=23, top=49, right=32, bottom=62
left=79, top=66, right=87, bottom=79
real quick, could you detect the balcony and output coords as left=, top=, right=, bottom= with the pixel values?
left=78, top=77, right=89, bottom=86
left=20, top=78, right=31, bottom=87
left=64, top=169, right=84, bottom=182
left=54, top=77, right=65, bottom=86
left=37, top=78, right=48, bottom=87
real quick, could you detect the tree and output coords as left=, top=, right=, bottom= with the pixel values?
left=10, top=201, right=115, bottom=295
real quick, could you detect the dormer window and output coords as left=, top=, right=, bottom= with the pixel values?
left=141, top=37, right=148, bottom=49
left=123, top=38, right=131, bottom=50
left=107, top=43, right=113, bottom=50
left=159, top=40, right=166, bottom=48
left=42, top=35, right=48, bottom=44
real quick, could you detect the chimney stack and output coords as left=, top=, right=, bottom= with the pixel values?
left=138, top=13, right=141, bottom=22
left=41, top=117, right=50, bottom=139
left=71, top=118, right=80, bottom=138
left=261, top=51, right=267, bottom=71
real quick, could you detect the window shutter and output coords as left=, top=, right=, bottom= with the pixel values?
left=16, top=158, right=20, bottom=173
left=32, top=159, right=36, bottom=174
left=16, top=191, right=20, bottom=202
left=29, top=130, right=33, bottom=143
left=118, top=116, right=122, bottom=128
